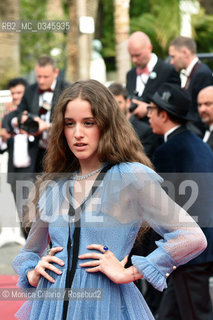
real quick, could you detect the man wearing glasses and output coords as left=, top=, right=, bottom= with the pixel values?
left=148, top=82, right=213, bottom=320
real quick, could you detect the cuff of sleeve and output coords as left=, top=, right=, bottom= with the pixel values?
left=17, top=265, right=38, bottom=289
left=131, top=255, right=167, bottom=291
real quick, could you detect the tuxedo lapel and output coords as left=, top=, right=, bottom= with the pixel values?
left=52, top=80, right=60, bottom=109
left=128, top=68, right=137, bottom=95
left=51, top=79, right=63, bottom=118
left=207, top=131, right=213, bottom=150
left=31, top=85, right=40, bottom=115
left=167, top=126, right=187, bottom=140
left=184, top=61, right=201, bottom=90
left=142, top=60, right=162, bottom=100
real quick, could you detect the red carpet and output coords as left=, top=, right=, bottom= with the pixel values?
left=0, top=275, right=25, bottom=320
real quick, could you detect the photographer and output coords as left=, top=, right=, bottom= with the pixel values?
left=126, top=31, right=181, bottom=158
left=3, top=56, right=69, bottom=237
left=0, top=78, right=29, bottom=238
left=4, top=56, right=69, bottom=172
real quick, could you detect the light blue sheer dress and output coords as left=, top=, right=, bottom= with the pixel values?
left=13, top=162, right=206, bottom=319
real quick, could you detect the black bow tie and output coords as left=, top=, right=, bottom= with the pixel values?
left=38, top=88, right=53, bottom=95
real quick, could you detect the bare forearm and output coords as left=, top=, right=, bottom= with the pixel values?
left=120, top=266, right=143, bottom=284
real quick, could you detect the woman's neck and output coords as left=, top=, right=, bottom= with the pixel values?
left=78, top=160, right=103, bottom=176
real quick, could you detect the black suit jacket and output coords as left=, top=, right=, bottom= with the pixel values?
left=206, top=131, right=213, bottom=151
left=3, top=78, right=69, bottom=181
left=126, top=58, right=180, bottom=158
left=126, top=58, right=180, bottom=98
left=186, top=61, right=213, bottom=135
left=152, top=127, right=213, bottom=265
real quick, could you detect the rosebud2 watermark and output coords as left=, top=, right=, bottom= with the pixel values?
left=0, top=288, right=103, bottom=300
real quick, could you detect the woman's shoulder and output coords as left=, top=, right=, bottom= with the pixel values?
left=102, top=162, right=163, bottom=203
left=108, top=162, right=162, bottom=184
left=111, top=162, right=154, bottom=174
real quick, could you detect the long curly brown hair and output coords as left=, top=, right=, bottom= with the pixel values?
left=43, top=79, right=153, bottom=174
left=25, top=80, right=153, bottom=234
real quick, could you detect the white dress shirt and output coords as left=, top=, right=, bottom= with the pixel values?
left=136, top=53, right=158, bottom=96
left=181, top=57, right=199, bottom=88
left=203, top=124, right=213, bottom=143
left=164, top=125, right=181, bottom=142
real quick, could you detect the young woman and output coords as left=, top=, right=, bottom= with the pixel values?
left=13, top=80, right=206, bottom=320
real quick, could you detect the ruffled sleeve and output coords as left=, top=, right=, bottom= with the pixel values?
left=12, top=178, right=71, bottom=289
left=12, top=216, right=49, bottom=288
left=12, top=179, right=69, bottom=288
left=126, top=163, right=207, bottom=291
left=132, top=246, right=178, bottom=291
left=101, top=162, right=207, bottom=291
left=132, top=255, right=167, bottom=291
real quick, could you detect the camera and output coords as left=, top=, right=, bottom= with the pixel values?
left=18, top=113, right=39, bottom=134
left=129, top=91, right=145, bottom=113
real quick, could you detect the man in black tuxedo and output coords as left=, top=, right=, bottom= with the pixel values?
left=1, top=77, right=28, bottom=144
left=148, top=83, right=213, bottom=320
left=5, top=56, right=69, bottom=173
left=3, top=56, right=69, bottom=236
left=0, top=78, right=28, bottom=238
left=126, top=31, right=181, bottom=158
left=126, top=32, right=181, bottom=315
left=198, top=86, right=213, bottom=150
left=169, top=36, right=213, bottom=137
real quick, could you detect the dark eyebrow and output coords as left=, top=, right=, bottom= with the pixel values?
left=64, top=117, right=95, bottom=121
left=64, top=117, right=95, bottom=120
left=83, top=117, right=95, bottom=120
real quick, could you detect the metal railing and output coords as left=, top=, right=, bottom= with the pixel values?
left=197, top=53, right=213, bottom=60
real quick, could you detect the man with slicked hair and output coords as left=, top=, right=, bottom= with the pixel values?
left=169, top=36, right=213, bottom=136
